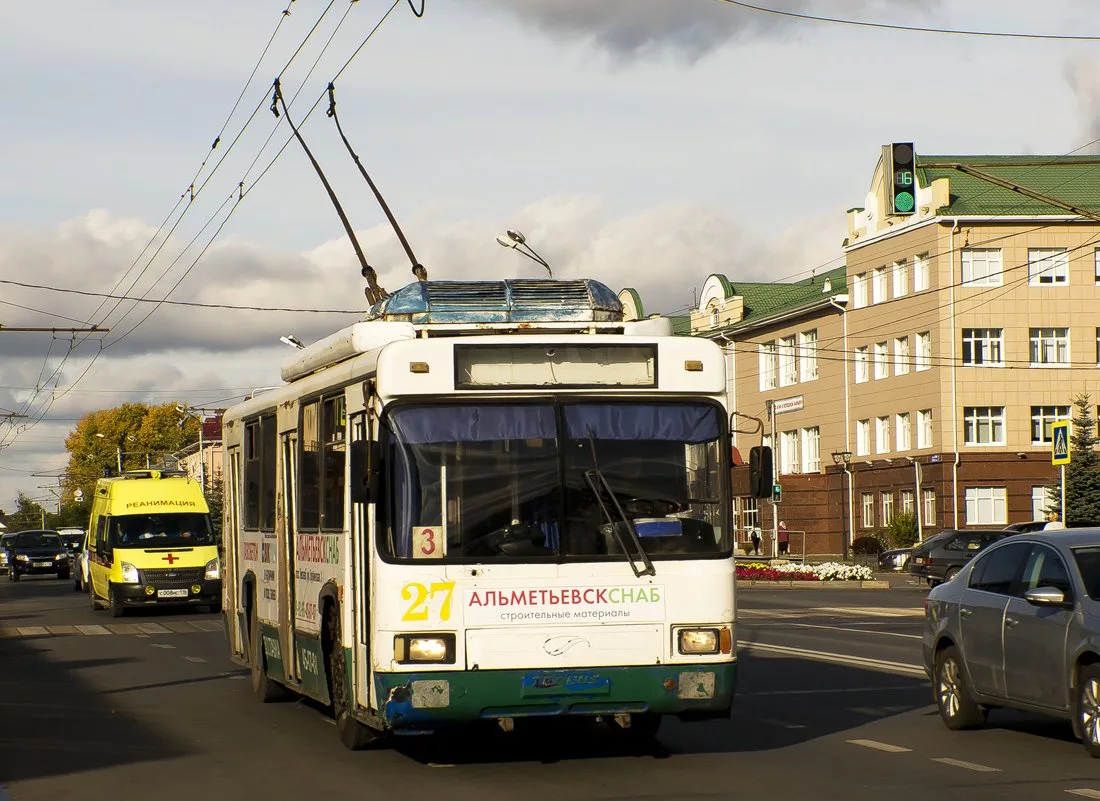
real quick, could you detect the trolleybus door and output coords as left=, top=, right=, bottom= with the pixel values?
left=350, top=412, right=371, bottom=709
left=280, top=432, right=299, bottom=682
left=225, top=447, right=244, bottom=656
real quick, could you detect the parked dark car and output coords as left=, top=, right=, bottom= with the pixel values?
left=923, top=529, right=1100, bottom=757
left=4, top=530, right=70, bottom=581
left=909, top=529, right=1008, bottom=586
left=0, top=533, right=14, bottom=574
left=878, top=546, right=913, bottom=572
left=1003, top=521, right=1048, bottom=534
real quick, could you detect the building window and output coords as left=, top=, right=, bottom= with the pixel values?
left=893, top=260, right=908, bottom=298
left=861, top=492, right=875, bottom=528
left=1029, top=327, right=1070, bottom=366
left=738, top=497, right=760, bottom=534
left=961, top=248, right=1003, bottom=287
left=778, top=336, right=797, bottom=387
left=876, top=416, right=890, bottom=454
left=901, top=490, right=915, bottom=515
left=961, top=328, right=1004, bottom=367
left=914, top=253, right=930, bottom=292
left=923, top=489, right=936, bottom=527
left=1031, top=486, right=1052, bottom=522
left=1028, top=248, right=1069, bottom=286
left=874, top=341, right=889, bottom=379
left=896, top=412, right=911, bottom=451
left=855, top=346, right=869, bottom=384
left=801, top=427, right=821, bottom=473
left=711, top=307, right=719, bottom=327
left=917, top=409, right=933, bottom=449
left=759, top=342, right=778, bottom=391
left=915, top=331, right=932, bottom=371
left=853, top=273, right=868, bottom=308
left=881, top=492, right=895, bottom=526
left=1095, top=249, right=1100, bottom=285
left=965, top=487, right=1007, bottom=526
left=799, top=330, right=818, bottom=382
left=872, top=267, right=888, bottom=304
left=780, top=430, right=800, bottom=475
left=964, top=406, right=1006, bottom=446
left=894, top=336, right=910, bottom=375
left=856, top=419, right=870, bottom=456
left=1031, top=405, right=1071, bottom=445
left=1096, top=327, right=1100, bottom=365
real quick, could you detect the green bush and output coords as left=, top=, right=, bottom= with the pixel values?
left=852, top=535, right=884, bottom=555
left=886, top=510, right=919, bottom=548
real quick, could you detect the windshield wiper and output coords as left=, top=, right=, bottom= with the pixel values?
left=583, top=430, right=655, bottom=577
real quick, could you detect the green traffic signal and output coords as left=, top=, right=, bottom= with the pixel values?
left=894, top=191, right=915, bottom=213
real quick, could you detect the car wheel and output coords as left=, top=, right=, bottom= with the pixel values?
left=935, top=645, right=987, bottom=730
left=1076, top=665, right=1100, bottom=757
left=943, top=566, right=960, bottom=583
left=108, top=584, right=126, bottom=618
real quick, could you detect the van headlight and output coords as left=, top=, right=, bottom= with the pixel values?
left=677, top=627, right=720, bottom=655
left=120, top=563, right=140, bottom=584
left=205, top=558, right=221, bottom=580
left=393, top=634, right=455, bottom=664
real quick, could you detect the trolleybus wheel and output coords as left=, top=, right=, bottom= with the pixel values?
left=325, top=609, right=380, bottom=750
left=249, top=603, right=286, bottom=703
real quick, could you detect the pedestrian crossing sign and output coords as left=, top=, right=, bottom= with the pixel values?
left=1052, top=421, right=1071, bottom=466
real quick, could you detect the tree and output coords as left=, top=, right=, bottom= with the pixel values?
left=7, top=493, right=49, bottom=532
left=886, top=510, right=919, bottom=548
left=205, top=475, right=224, bottom=541
left=61, top=403, right=200, bottom=505
left=1050, top=393, right=1100, bottom=525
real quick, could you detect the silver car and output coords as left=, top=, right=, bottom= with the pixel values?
left=923, top=530, right=1100, bottom=757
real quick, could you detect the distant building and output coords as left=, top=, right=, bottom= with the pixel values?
left=644, top=147, right=1100, bottom=557
left=172, top=415, right=223, bottom=492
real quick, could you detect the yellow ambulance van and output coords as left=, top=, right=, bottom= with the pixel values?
left=86, top=470, right=222, bottom=618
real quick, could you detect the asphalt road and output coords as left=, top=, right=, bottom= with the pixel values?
left=2, top=575, right=1099, bottom=801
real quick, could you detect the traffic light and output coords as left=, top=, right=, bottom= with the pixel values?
left=749, top=446, right=773, bottom=499
left=889, top=142, right=916, bottom=216
left=773, top=484, right=782, bottom=503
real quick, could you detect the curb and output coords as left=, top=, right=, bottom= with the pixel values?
left=737, top=580, right=892, bottom=589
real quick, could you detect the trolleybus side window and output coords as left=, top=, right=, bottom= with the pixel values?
left=244, top=415, right=278, bottom=531
left=300, top=395, right=347, bottom=534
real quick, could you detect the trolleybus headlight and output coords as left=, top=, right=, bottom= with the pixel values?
left=205, top=558, right=221, bottom=580
left=394, top=634, right=455, bottom=664
left=677, top=628, right=720, bottom=655
left=120, top=562, right=140, bottom=584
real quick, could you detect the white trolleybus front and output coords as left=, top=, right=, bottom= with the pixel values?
left=221, top=278, right=736, bottom=748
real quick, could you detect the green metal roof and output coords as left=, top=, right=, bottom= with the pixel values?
left=698, top=264, right=847, bottom=335
left=917, top=155, right=1100, bottom=216
left=669, top=314, right=692, bottom=335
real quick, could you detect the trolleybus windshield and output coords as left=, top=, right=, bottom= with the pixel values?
left=380, top=401, right=729, bottom=563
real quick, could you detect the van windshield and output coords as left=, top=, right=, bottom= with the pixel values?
left=111, top=513, right=214, bottom=548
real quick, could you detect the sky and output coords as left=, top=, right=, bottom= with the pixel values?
left=2, top=0, right=1100, bottom=508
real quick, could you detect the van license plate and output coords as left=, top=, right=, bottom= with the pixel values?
left=34, top=562, right=52, bottom=568
left=158, top=589, right=188, bottom=599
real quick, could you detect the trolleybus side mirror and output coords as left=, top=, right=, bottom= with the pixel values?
left=349, top=439, right=379, bottom=504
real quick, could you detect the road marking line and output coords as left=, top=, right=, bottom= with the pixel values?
left=45, top=625, right=78, bottom=635
left=106, top=624, right=143, bottom=635
left=784, top=623, right=922, bottom=640
left=136, top=623, right=171, bottom=635
left=737, top=640, right=927, bottom=677
left=150, top=643, right=175, bottom=649
left=184, top=656, right=206, bottom=663
left=74, top=625, right=109, bottom=636
left=815, top=607, right=924, bottom=618
left=1066, top=790, right=1100, bottom=799
left=165, top=622, right=200, bottom=633
left=0, top=627, right=17, bottom=638
left=847, top=739, right=912, bottom=753
left=848, top=707, right=888, bottom=717
left=931, top=757, right=1000, bottom=773
left=192, top=620, right=222, bottom=632
left=16, top=626, right=48, bottom=636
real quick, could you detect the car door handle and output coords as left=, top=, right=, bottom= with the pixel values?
left=960, top=607, right=972, bottom=617
left=1005, top=616, right=1019, bottom=628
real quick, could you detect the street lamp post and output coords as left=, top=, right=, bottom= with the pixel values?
left=832, top=450, right=853, bottom=561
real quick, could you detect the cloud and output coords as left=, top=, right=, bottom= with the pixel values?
left=470, top=0, right=939, bottom=61
left=1064, top=54, right=1100, bottom=153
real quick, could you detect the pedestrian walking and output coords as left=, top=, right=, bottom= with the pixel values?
left=749, top=526, right=761, bottom=556
left=778, top=521, right=789, bottom=555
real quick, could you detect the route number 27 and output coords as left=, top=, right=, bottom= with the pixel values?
left=401, top=581, right=456, bottom=622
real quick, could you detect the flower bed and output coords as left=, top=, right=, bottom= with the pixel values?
left=737, top=561, right=874, bottom=582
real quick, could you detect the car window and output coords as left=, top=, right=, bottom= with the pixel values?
left=1018, top=544, right=1074, bottom=600
left=1073, top=547, right=1100, bottom=600
left=945, top=534, right=969, bottom=551
left=979, top=533, right=1004, bottom=546
left=968, top=541, right=1030, bottom=594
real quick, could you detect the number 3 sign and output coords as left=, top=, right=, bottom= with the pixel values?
left=412, top=526, right=446, bottom=559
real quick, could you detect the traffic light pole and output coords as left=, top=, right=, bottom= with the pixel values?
left=768, top=400, right=778, bottom=559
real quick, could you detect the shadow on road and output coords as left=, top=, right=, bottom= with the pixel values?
left=387, top=653, right=933, bottom=766
left=0, top=633, right=192, bottom=784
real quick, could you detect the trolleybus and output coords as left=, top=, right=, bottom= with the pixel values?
left=221, top=278, right=736, bottom=748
